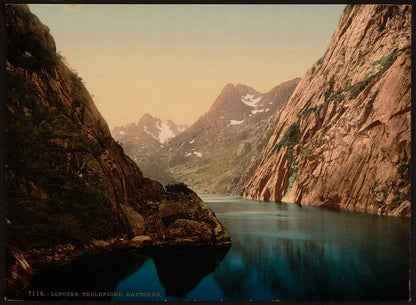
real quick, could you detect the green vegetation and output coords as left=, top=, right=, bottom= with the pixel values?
left=268, top=123, right=303, bottom=191
left=298, top=106, right=318, bottom=119
left=166, top=183, right=193, bottom=195
left=366, top=91, right=378, bottom=109
left=324, top=75, right=335, bottom=102
left=346, top=50, right=399, bottom=99
left=6, top=71, right=117, bottom=249
left=309, top=66, right=316, bottom=81
left=273, top=123, right=302, bottom=152
left=356, top=50, right=365, bottom=66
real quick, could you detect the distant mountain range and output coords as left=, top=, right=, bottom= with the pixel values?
left=113, top=79, right=300, bottom=193
left=113, top=113, right=188, bottom=146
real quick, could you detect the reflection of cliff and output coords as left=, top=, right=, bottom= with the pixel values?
left=23, top=245, right=230, bottom=300
left=212, top=210, right=409, bottom=300
left=243, top=5, right=411, bottom=217
left=24, top=251, right=147, bottom=300
left=151, top=246, right=230, bottom=298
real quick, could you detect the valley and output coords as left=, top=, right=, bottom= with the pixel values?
left=4, top=3, right=412, bottom=302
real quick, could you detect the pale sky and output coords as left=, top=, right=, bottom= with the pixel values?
left=29, top=4, right=345, bottom=128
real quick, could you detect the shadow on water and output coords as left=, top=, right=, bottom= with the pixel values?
left=150, top=245, right=230, bottom=298
left=23, top=250, right=147, bottom=300
left=21, top=195, right=410, bottom=301
left=23, top=245, right=231, bottom=301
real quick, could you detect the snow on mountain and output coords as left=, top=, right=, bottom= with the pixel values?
left=158, top=121, right=176, bottom=143
left=143, top=126, right=158, bottom=140
left=240, top=93, right=271, bottom=116
left=112, top=114, right=188, bottom=145
left=241, top=94, right=262, bottom=107
left=228, top=119, right=245, bottom=126
left=185, top=151, right=203, bottom=157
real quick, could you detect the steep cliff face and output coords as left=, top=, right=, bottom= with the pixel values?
left=5, top=5, right=230, bottom=294
left=243, top=5, right=411, bottom=217
left=6, top=4, right=164, bottom=249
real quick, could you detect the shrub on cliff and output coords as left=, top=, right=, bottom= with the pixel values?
left=166, top=183, right=193, bottom=194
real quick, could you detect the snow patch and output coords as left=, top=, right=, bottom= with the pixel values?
left=185, top=151, right=203, bottom=157
left=143, top=126, right=158, bottom=139
left=190, top=139, right=195, bottom=144
left=228, top=119, right=244, bottom=126
left=241, top=94, right=262, bottom=108
left=251, top=109, right=266, bottom=115
left=158, top=122, right=176, bottom=143
left=117, top=130, right=126, bottom=135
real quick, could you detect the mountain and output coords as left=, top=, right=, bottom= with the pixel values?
left=242, top=4, right=411, bottom=217
left=164, top=79, right=300, bottom=193
left=112, top=114, right=188, bottom=185
left=5, top=5, right=230, bottom=297
left=112, top=113, right=188, bottom=147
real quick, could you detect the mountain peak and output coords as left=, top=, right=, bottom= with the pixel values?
left=139, top=113, right=156, bottom=124
left=113, top=114, right=188, bottom=145
left=221, top=83, right=235, bottom=93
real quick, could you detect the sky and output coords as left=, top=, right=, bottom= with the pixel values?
left=29, top=4, right=345, bottom=129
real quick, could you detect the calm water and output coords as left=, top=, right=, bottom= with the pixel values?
left=25, top=195, right=410, bottom=301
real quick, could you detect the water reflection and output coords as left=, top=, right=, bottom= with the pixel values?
left=151, top=246, right=230, bottom=298
left=205, top=195, right=410, bottom=301
left=23, top=195, right=410, bottom=301
left=24, top=250, right=147, bottom=300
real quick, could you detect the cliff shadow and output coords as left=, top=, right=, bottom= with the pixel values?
left=149, top=245, right=230, bottom=298
left=21, top=250, right=147, bottom=301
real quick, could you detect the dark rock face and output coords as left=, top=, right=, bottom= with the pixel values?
left=155, top=187, right=231, bottom=245
left=243, top=5, right=411, bottom=217
left=5, top=4, right=230, bottom=297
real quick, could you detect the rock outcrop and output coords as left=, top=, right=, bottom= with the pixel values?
left=243, top=4, right=411, bottom=217
left=5, top=4, right=230, bottom=297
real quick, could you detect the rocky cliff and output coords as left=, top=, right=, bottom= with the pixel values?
left=5, top=4, right=230, bottom=297
left=243, top=4, right=411, bottom=217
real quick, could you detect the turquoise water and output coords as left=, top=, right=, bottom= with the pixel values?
left=25, top=195, right=410, bottom=301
